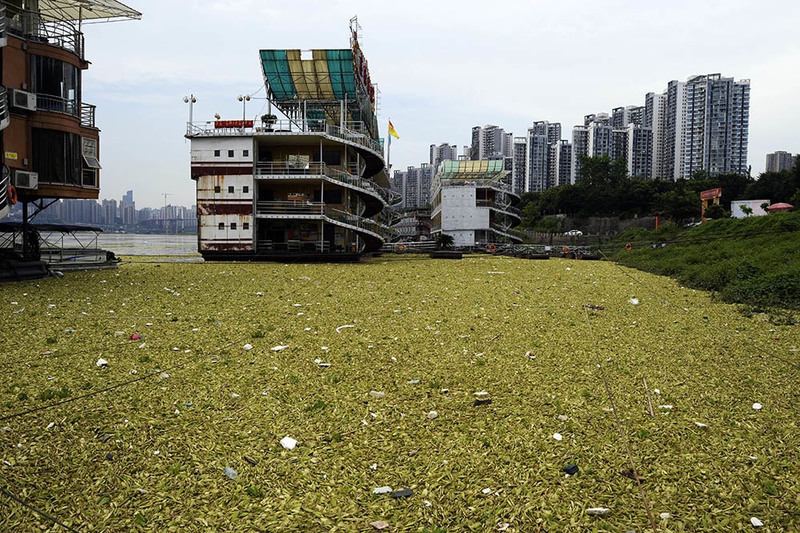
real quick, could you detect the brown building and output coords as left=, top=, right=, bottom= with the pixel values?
left=0, top=0, right=140, bottom=231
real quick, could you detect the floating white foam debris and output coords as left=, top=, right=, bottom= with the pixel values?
left=138, top=342, right=146, bottom=349
left=553, top=433, right=563, bottom=441
left=243, top=343, right=253, bottom=351
left=481, top=488, right=492, bottom=494
left=280, top=436, right=298, bottom=450
left=694, top=421, right=708, bottom=428
left=629, top=297, right=640, bottom=305
left=271, top=345, right=289, bottom=352
left=660, top=512, right=672, bottom=519
left=174, top=409, right=180, bottom=415
left=557, top=414, right=568, bottom=421
left=423, top=500, right=432, bottom=507
left=474, top=391, right=490, bottom=398
left=659, top=405, right=674, bottom=410
left=752, top=402, right=762, bottom=410
left=370, top=463, right=378, bottom=471
left=586, top=507, right=610, bottom=516
left=369, top=391, right=386, bottom=398
left=96, top=358, right=109, bottom=367
left=372, top=486, right=392, bottom=494
left=336, top=324, right=355, bottom=333
left=751, top=517, right=763, bottom=527
left=407, top=379, right=420, bottom=385
left=46, top=422, right=55, bottom=429
left=160, top=372, right=170, bottom=379
left=231, top=393, right=240, bottom=398
left=654, top=389, right=660, bottom=394
left=427, top=411, right=439, bottom=419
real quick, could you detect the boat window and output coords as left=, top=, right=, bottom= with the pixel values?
left=228, top=186, right=235, bottom=193
left=243, top=150, right=249, bottom=157
left=228, top=150, right=235, bottom=157
left=231, top=222, right=237, bottom=230
left=214, top=186, right=221, bottom=193
left=243, top=222, right=250, bottom=230
left=243, top=186, right=249, bottom=194
left=218, top=222, right=224, bottom=230
left=214, top=150, right=220, bottom=157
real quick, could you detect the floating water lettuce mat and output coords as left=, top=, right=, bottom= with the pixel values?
left=1, top=255, right=798, bottom=532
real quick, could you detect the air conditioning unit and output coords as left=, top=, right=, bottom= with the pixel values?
left=10, top=89, right=36, bottom=112
left=13, top=170, right=38, bottom=189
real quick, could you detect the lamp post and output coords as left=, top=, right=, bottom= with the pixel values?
left=182, top=94, right=196, bottom=134
left=237, top=94, right=251, bottom=124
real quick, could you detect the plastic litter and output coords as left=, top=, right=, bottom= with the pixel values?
left=391, top=487, right=413, bottom=499
left=481, top=488, right=492, bottom=494
left=557, top=414, right=568, bottom=421
left=752, top=402, right=762, bottom=410
left=586, top=507, right=610, bottom=516
left=224, top=467, right=238, bottom=479
left=105, top=452, right=114, bottom=461
left=335, top=324, right=355, bottom=333
left=369, top=391, right=386, bottom=398
left=96, top=358, right=109, bottom=368
left=629, top=297, right=640, bottom=305
left=372, top=486, right=392, bottom=494
left=244, top=456, right=258, bottom=466
left=370, top=521, right=389, bottom=530
left=407, top=379, right=420, bottom=385
left=427, top=411, right=439, bottom=419
left=751, top=517, right=763, bottom=527
left=562, top=464, right=578, bottom=476
left=474, top=391, right=489, bottom=397
left=243, top=343, right=253, bottom=351
left=280, top=436, right=298, bottom=450
left=694, top=421, right=708, bottom=428
left=271, top=345, right=289, bottom=351
left=660, top=513, right=672, bottom=519
left=553, top=433, right=563, bottom=441
left=130, top=334, right=141, bottom=340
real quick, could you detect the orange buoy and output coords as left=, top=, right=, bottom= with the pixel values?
left=7, top=185, right=18, bottom=205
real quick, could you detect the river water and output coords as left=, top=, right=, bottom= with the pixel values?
left=97, top=233, right=198, bottom=256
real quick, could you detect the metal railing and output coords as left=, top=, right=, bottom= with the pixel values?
left=81, top=102, right=96, bottom=128
left=34, top=94, right=78, bottom=116
left=476, top=199, right=522, bottom=218
left=255, top=200, right=324, bottom=215
left=0, top=86, right=9, bottom=131
left=187, top=118, right=384, bottom=157
left=255, top=162, right=389, bottom=205
left=4, top=8, right=84, bottom=59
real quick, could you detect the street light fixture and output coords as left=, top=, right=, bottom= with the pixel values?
left=183, top=94, right=196, bottom=134
left=237, top=94, right=251, bottom=123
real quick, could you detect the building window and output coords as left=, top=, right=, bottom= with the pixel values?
left=214, top=150, right=220, bottom=157
left=228, top=186, right=235, bottom=193
left=243, top=222, right=249, bottom=230
left=230, top=222, right=237, bottom=230
left=228, top=150, right=235, bottom=157
left=31, top=129, right=82, bottom=185
left=218, top=222, right=224, bottom=230
left=214, top=185, right=221, bottom=193
left=243, top=186, right=249, bottom=193
left=243, top=150, right=249, bottom=157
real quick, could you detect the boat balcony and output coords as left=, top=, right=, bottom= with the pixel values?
left=255, top=162, right=388, bottom=216
left=188, top=118, right=386, bottom=180
left=476, top=199, right=522, bottom=221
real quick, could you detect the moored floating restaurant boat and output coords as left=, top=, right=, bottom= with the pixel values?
left=186, top=19, right=394, bottom=262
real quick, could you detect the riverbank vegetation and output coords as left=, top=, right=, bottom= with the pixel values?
left=609, top=211, right=800, bottom=313
left=1, top=255, right=798, bottom=531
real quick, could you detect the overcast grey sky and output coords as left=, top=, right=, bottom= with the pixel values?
left=82, top=0, right=800, bottom=208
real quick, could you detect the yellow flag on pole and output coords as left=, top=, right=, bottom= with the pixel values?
left=388, top=120, right=400, bottom=139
